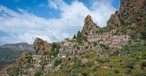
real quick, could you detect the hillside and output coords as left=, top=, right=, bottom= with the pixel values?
left=0, top=0, right=146, bottom=76
left=0, top=43, right=35, bottom=69
left=0, top=42, right=35, bottom=52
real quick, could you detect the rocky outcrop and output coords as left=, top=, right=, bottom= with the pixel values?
left=33, top=38, right=51, bottom=55
left=107, top=11, right=121, bottom=27
left=108, top=0, right=146, bottom=27
left=81, top=15, right=99, bottom=36
left=15, top=52, right=31, bottom=68
left=119, top=0, right=146, bottom=25
left=1, top=52, right=32, bottom=76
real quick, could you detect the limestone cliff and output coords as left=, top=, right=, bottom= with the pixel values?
left=108, top=0, right=146, bottom=27
left=119, top=0, right=146, bottom=25
left=107, top=11, right=121, bottom=27
left=33, top=38, right=51, bottom=55
left=81, top=15, right=99, bottom=36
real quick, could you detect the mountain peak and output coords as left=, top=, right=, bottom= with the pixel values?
left=81, top=15, right=98, bottom=36
left=84, top=15, right=92, bottom=23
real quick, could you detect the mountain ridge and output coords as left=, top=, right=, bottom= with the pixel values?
left=1, top=0, right=146, bottom=76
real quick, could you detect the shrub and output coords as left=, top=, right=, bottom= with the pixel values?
left=69, top=73, right=77, bottom=76
left=96, top=58, right=109, bottom=63
left=54, top=58, right=62, bottom=67
left=107, top=72, right=112, bottom=76
left=141, top=62, right=146, bottom=67
left=76, top=31, right=87, bottom=44
left=126, top=62, right=134, bottom=69
left=125, top=69, right=132, bottom=74
left=72, top=57, right=78, bottom=62
left=51, top=43, right=60, bottom=57
left=82, top=73, right=88, bottom=76
left=75, top=59, right=81, bottom=67
left=114, top=69, right=119, bottom=73
left=87, top=61, right=94, bottom=67
left=100, top=44, right=109, bottom=49
left=135, top=72, right=146, bottom=76
left=34, top=71, right=42, bottom=76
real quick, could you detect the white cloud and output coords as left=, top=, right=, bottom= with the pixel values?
left=0, top=0, right=116, bottom=44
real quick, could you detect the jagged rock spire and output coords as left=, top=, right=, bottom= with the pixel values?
left=33, top=37, right=51, bottom=55
left=84, top=15, right=92, bottom=23
left=81, top=15, right=99, bottom=36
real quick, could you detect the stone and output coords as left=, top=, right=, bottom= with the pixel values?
left=81, top=58, right=88, bottom=65
left=81, top=15, right=99, bottom=36
left=33, top=38, right=51, bottom=55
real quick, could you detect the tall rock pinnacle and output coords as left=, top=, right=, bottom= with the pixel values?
left=81, top=15, right=99, bottom=36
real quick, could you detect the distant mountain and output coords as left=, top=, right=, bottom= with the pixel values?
left=0, top=42, right=35, bottom=52
left=0, top=42, right=35, bottom=69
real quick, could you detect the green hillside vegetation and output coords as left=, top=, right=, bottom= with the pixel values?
left=45, top=44, right=146, bottom=76
left=0, top=48, right=23, bottom=69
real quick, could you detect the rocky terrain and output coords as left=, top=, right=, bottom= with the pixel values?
left=0, top=0, right=146, bottom=76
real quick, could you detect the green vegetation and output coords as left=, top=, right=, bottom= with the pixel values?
left=100, top=44, right=109, bottom=49
left=51, top=43, right=60, bottom=57
left=54, top=58, right=62, bottom=67
left=140, top=25, right=146, bottom=40
left=7, top=68, right=19, bottom=76
left=141, top=62, right=146, bottom=68
left=76, top=31, right=87, bottom=44
left=0, top=48, right=23, bottom=69
left=46, top=44, right=146, bottom=76
left=34, top=71, right=42, bottom=76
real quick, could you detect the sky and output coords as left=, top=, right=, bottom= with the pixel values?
left=0, top=0, right=120, bottom=45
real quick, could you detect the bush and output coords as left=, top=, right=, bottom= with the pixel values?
left=51, top=43, right=60, bottom=57
left=121, top=44, right=146, bottom=52
left=82, top=73, right=88, bottom=76
left=75, top=59, right=81, bottom=67
left=96, top=58, right=109, bottom=63
left=126, top=62, right=134, bottom=69
left=76, top=31, right=87, bottom=44
left=100, top=44, right=109, bottom=49
left=141, top=62, right=146, bottom=67
left=87, top=61, right=94, bottom=67
left=135, top=72, right=146, bottom=76
left=125, top=69, right=132, bottom=74
left=69, top=73, right=77, bottom=76
left=140, top=27, right=146, bottom=40
left=54, top=58, right=62, bottom=67
left=114, top=69, right=119, bottom=73
left=34, top=71, right=42, bottom=76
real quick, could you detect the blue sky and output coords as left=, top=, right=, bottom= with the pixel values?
left=0, top=0, right=120, bottom=45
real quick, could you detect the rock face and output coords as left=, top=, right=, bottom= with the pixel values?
left=81, top=15, right=99, bottom=36
left=107, top=11, right=121, bottom=27
left=15, top=52, right=31, bottom=68
left=33, top=38, right=51, bottom=55
left=119, top=0, right=146, bottom=25
left=108, top=0, right=146, bottom=27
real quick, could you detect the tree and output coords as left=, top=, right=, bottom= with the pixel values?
left=51, top=43, right=60, bottom=57
left=73, top=35, right=76, bottom=39
left=76, top=31, right=87, bottom=44
left=34, top=71, right=42, bottom=76
left=141, top=62, right=146, bottom=67
left=54, top=58, right=62, bottom=67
